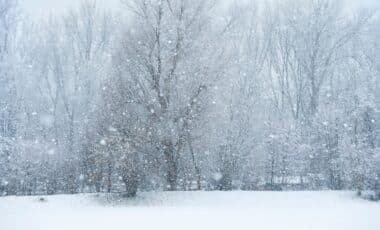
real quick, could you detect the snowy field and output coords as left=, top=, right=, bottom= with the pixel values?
left=0, top=191, right=379, bottom=230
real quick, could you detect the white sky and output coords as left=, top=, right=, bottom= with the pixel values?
left=19, top=0, right=121, bottom=18
left=19, top=0, right=380, bottom=18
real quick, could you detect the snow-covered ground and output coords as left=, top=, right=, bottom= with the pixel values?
left=0, top=191, right=379, bottom=230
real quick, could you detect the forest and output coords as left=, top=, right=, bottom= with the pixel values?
left=0, top=0, right=379, bottom=199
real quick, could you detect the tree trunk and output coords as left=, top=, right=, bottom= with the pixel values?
left=120, top=151, right=139, bottom=197
left=107, top=159, right=112, bottom=193
left=188, top=137, right=201, bottom=190
left=163, top=139, right=178, bottom=191
left=123, top=177, right=138, bottom=198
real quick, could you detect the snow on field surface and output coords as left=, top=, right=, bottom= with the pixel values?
left=0, top=191, right=379, bottom=230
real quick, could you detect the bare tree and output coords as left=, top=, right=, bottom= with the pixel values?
left=0, top=0, right=19, bottom=195
left=115, top=0, right=223, bottom=191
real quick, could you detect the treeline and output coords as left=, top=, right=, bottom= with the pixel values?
left=0, top=0, right=379, bottom=198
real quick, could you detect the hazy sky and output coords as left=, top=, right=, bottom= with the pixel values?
left=20, top=0, right=120, bottom=18
left=19, top=0, right=380, bottom=18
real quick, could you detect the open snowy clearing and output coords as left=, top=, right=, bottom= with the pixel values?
left=0, top=191, right=379, bottom=230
